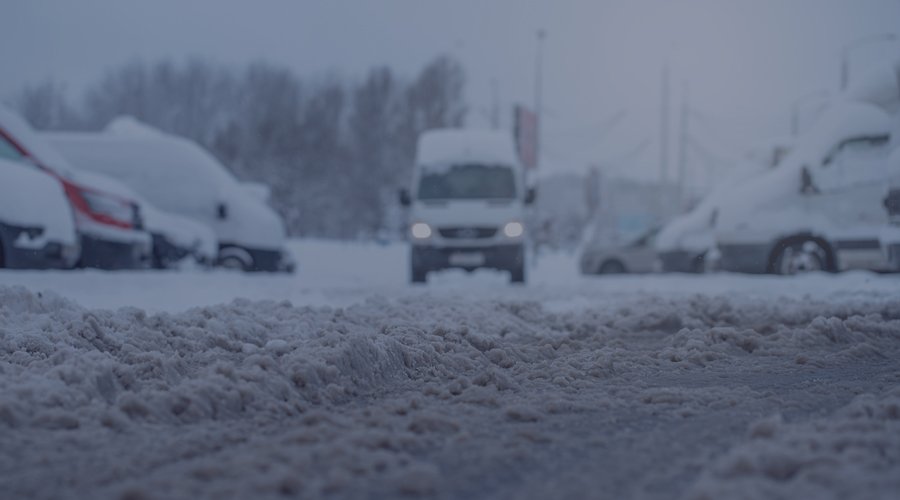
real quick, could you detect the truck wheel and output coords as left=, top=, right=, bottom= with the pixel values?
left=599, top=260, right=626, bottom=274
left=772, top=238, right=832, bottom=275
left=509, top=263, right=526, bottom=283
left=411, top=264, right=428, bottom=284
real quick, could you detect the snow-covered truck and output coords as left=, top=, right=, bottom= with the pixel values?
left=0, top=158, right=80, bottom=269
left=399, top=129, right=535, bottom=283
left=713, top=57, right=900, bottom=275
left=713, top=100, right=895, bottom=274
left=47, top=118, right=293, bottom=273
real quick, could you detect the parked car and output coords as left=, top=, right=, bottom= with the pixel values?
left=714, top=100, right=897, bottom=274
left=45, top=118, right=293, bottom=273
left=399, top=129, right=535, bottom=283
left=72, top=169, right=218, bottom=269
left=0, top=107, right=151, bottom=270
left=0, top=158, right=80, bottom=269
left=655, top=139, right=791, bottom=273
left=580, top=227, right=659, bottom=275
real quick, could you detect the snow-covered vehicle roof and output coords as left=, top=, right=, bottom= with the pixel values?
left=46, top=119, right=285, bottom=250
left=0, top=158, right=77, bottom=246
left=715, top=100, right=892, bottom=231
left=416, top=129, right=521, bottom=168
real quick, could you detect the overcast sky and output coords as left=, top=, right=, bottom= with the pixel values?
left=2, top=0, right=899, bottom=182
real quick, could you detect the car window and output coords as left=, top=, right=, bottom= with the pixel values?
left=0, top=134, right=27, bottom=163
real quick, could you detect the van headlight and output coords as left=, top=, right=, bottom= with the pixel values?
left=411, top=222, right=432, bottom=239
left=503, top=221, right=524, bottom=238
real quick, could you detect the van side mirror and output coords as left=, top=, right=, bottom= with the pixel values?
left=525, top=187, right=537, bottom=205
left=217, top=202, right=229, bottom=220
left=399, top=188, right=411, bottom=207
left=800, top=166, right=819, bottom=195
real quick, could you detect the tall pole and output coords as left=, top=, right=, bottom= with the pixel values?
left=534, top=29, right=546, bottom=171
left=659, top=62, right=671, bottom=218
left=677, top=82, right=689, bottom=212
left=841, top=33, right=897, bottom=90
left=490, top=79, right=500, bottom=130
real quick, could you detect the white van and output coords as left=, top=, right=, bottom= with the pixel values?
left=714, top=101, right=896, bottom=274
left=0, top=158, right=80, bottom=269
left=399, top=129, right=535, bottom=283
left=46, top=118, right=293, bottom=273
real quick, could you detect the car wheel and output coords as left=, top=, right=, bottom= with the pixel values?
left=773, top=239, right=831, bottom=275
left=220, top=255, right=248, bottom=271
left=411, top=264, right=427, bottom=284
left=509, top=263, right=526, bottom=283
left=599, top=260, right=626, bottom=274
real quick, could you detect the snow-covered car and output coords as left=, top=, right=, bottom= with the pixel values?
left=713, top=100, right=896, bottom=274
left=580, top=227, right=659, bottom=275
left=399, top=129, right=535, bottom=283
left=655, top=139, right=791, bottom=273
left=0, top=107, right=151, bottom=270
left=45, top=118, right=293, bottom=273
left=0, top=158, right=80, bottom=269
left=72, top=170, right=218, bottom=269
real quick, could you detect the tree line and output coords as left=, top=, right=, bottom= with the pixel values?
left=9, top=56, right=467, bottom=239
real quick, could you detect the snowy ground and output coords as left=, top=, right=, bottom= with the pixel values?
left=1, top=240, right=899, bottom=499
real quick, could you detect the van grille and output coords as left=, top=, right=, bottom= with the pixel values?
left=438, top=227, right=497, bottom=239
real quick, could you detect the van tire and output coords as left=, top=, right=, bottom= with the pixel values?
left=770, top=237, right=835, bottom=275
left=0, top=235, right=5, bottom=268
left=411, top=264, right=428, bottom=284
left=510, top=264, right=526, bottom=283
left=599, top=260, right=626, bottom=274
left=220, top=255, right=249, bottom=271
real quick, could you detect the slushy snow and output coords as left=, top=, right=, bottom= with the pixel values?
left=1, top=241, right=899, bottom=499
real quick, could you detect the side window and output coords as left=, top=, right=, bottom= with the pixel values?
left=824, top=136, right=890, bottom=168
left=0, top=135, right=27, bottom=163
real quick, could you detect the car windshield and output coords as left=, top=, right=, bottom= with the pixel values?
left=417, top=163, right=516, bottom=200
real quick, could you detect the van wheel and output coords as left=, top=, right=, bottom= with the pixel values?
left=510, top=264, right=526, bottom=283
left=220, top=255, right=249, bottom=271
left=599, top=260, right=626, bottom=274
left=0, top=236, right=5, bottom=268
left=771, top=238, right=833, bottom=275
left=411, top=264, right=428, bottom=284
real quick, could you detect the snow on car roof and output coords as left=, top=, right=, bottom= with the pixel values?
left=416, top=129, right=520, bottom=169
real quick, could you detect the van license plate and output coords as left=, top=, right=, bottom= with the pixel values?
left=449, top=252, right=485, bottom=267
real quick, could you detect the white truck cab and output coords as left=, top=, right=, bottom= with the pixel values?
left=400, top=129, right=535, bottom=283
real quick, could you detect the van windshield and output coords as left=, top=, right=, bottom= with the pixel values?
left=417, top=163, right=517, bottom=200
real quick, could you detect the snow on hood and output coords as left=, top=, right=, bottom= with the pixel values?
left=416, top=129, right=520, bottom=170
left=655, top=157, right=778, bottom=252
left=0, top=159, right=76, bottom=246
left=715, top=100, right=892, bottom=231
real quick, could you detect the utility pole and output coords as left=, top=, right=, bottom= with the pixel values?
left=841, top=33, right=897, bottom=90
left=490, top=79, right=500, bottom=130
left=659, top=62, right=671, bottom=219
left=534, top=29, right=546, bottom=171
left=676, top=83, right=689, bottom=212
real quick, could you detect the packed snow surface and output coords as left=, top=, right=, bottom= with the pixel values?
left=1, top=240, right=899, bottom=500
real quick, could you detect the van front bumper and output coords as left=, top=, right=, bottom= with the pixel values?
left=0, top=223, right=79, bottom=270
left=658, top=250, right=706, bottom=273
left=412, top=244, right=524, bottom=271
